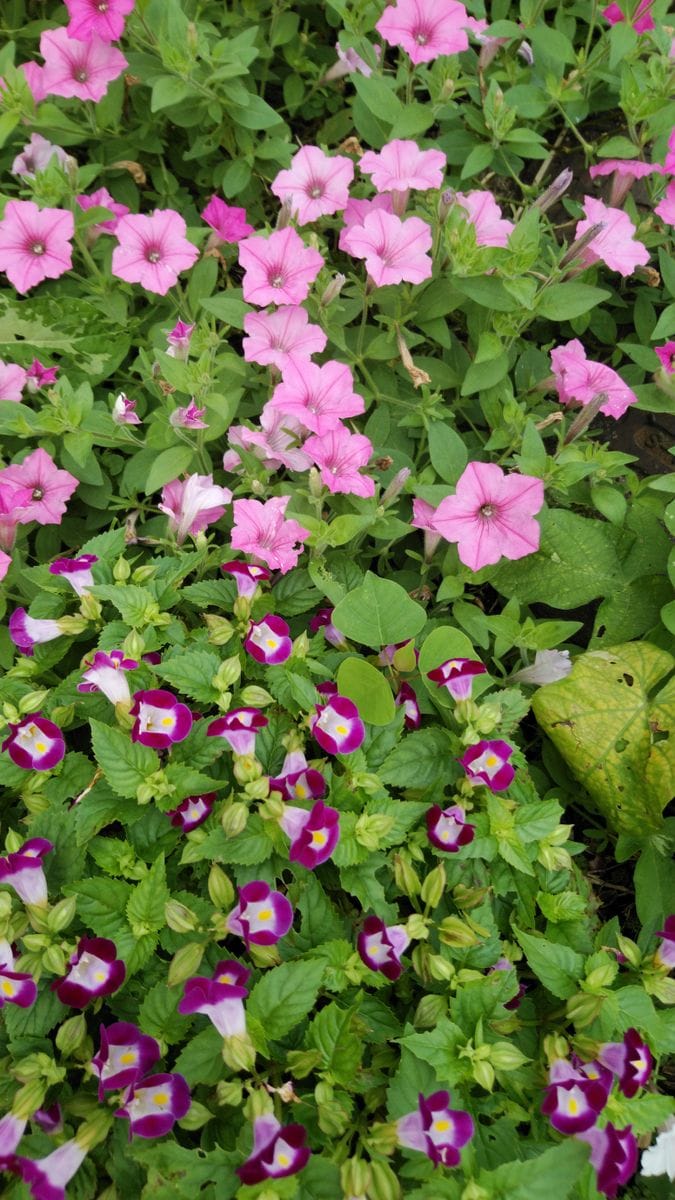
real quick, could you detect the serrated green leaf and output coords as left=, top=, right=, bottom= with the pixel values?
left=126, top=856, right=169, bottom=936
left=90, top=719, right=158, bottom=798
left=248, top=959, right=325, bottom=1040
left=514, top=927, right=585, bottom=999
left=156, top=648, right=222, bottom=704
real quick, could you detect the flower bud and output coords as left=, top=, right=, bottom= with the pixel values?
left=320, top=273, right=346, bottom=307
left=12, top=1079, right=48, bottom=1119
left=18, top=690, right=50, bottom=714
left=308, top=467, right=324, bottom=500
left=584, top=961, right=617, bottom=991
left=212, top=656, right=241, bottom=691
left=221, top=801, right=248, bottom=837
left=560, top=221, right=605, bottom=270
left=50, top=703, right=76, bottom=727
left=411, top=943, right=432, bottom=982
left=165, top=900, right=200, bottom=933
left=566, top=991, right=605, bottom=1027
left=533, top=167, right=573, bottom=213
left=56, top=1014, right=87, bottom=1056
left=238, top=685, right=275, bottom=707
left=474, top=702, right=502, bottom=735
left=341, top=1158, right=371, bottom=1198
left=615, top=935, right=641, bottom=968
left=365, top=1122, right=399, bottom=1156
left=113, top=557, right=131, bottom=581
left=249, top=942, right=280, bottom=970
left=136, top=782, right=155, bottom=805
left=79, top=592, right=102, bottom=622
left=216, top=1079, right=244, bottom=1106
left=406, top=913, right=430, bottom=941
left=490, top=1042, right=529, bottom=1071
left=292, top=631, right=310, bottom=660
left=42, top=944, right=67, bottom=975
left=453, top=884, right=489, bottom=911
left=318, top=1097, right=351, bottom=1136
left=393, top=854, right=421, bottom=898
left=420, top=863, right=446, bottom=909
left=286, top=1048, right=322, bottom=1078
left=233, top=755, right=263, bottom=784
left=233, top=595, right=251, bottom=622
left=472, top=1059, right=495, bottom=1091
left=368, top=1160, right=402, bottom=1200
left=168, top=942, right=204, bottom=988
left=208, top=865, right=234, bottom=909
left=461, top=1183, right=490, bottom=1200
left=543, top=1033, right=569, bottom=1064
left=178, top=1101, right=211, bottom=1130
left=438, top=916, right=481, bottom=947
left=204, top=614, right=235, bottom=644
left=355, top=813, right=394, bottom=851
left=428, top=953, right=456, bottom=981
left=260, top=792, right=284, bottom=822
left=244, top=1087, right=273, bottom=1122
left=123, top=630, right=145, bottom=659
left=46, top=896, right=77, bottom=933
left=413, top=993, right=447, bottom=1029
left=75, top=1109, right=114, bottom=1151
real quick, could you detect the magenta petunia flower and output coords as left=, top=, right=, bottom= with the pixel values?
left=242, top=306, right=327, bottom=369
left=0, top=199, right=74, bottom=294
left=158, top=473, right=232, bottom=543
left=168, top=792, right=216, bottom=833
left=231, top=496, right=310, bottom=574
left=460, top=739, right=514, bottom=792
left=358, top=915, right=410, bottom=980
left=397, top=1091, right=474, bottom=1167
left=602, top=1, right=654, bottom=32
left=49, top=553, right=98, bottom=597
left=304, top=425, right=375, bottom=497
left=574, top=196, right=649, bottom=277
left=179, top=959, right=250, bottom=1037
left=130, top=689, right=193, bottom=749
left=655, top=342, right=675, bottom=374
left=2, top=716, right=65, bottom=772
left=577, top=1123, right=638, bottom=1198
left=454, top=190, right=514, bottom=248
left=655, top=181, right=675, bottom=225
left=201, top=195, right=254, bottom=242
left=78, top=649, right=138, bottom=706
left=221, top=561, right=270, bottom=599
left=54, top=936, right=125, bottom=1008
left=225, top=405, right=311, bottom=473
left=541, top=1058, right=611, bottom=1134
left=550, top=339, right=638, bottom=421
left=76, top=186, right=130, bottom=235
left=426, top=804, right=475, bottom=852
left=112, top=392, right=141, bottom=424
left=91, top=1021, right=161, bottom=1100
left=598, top=1029, right=652, bottom=1098
left=25, top=359, right=59, bottom=392
left=65, top=0, right=135, bottom=42
left=0, top=838, right=52, bottom=905
left=14, top=1139, right=88, bottom=1200
left=655, top=915, right=675, bottom=969
left=207, top=708, right=268, bottom=757
left=0, top=940, right=37, bottom=1009
left=0, top=447, right=78, bottom=527
left=244, top=615, right=293, bottom=665
left=311, top=694, right=365, bottom=756
left=11, top=133, right=69, bottom=179
left=376, top=0, right=470, bottom=63
left=395, top=681, right=421, bottom=729
left=271, top=145, right=355, bottom=226
left=112, top=210, right=199, bottom=295
left=267, top=358, right=365, bottom=435
left=237, top=1115, right=311, bottom=1186
left=166, top=319, right=195, bottom=359
left=227, top=881, right=293, bottom=948
left=360, top=139, right=446, bottom=194
left=169, top=401, right=208, bottom=430
left=0, top=483, right=35, bottom=553
left=341, top=209, right=432, bottom=286
left=0, top=359, right=27, bottom=402
left=269, top=750, right=327, bottom=804
left=432, top=461, right=544, bottom=571
left=427, top=657, right=487, bottom=701
left=280, top=799, right=340, bottom=869
left=39, top=27, right=127, bottom=102
left=309, top=608, right=348, bottom=649
left=238, top=227, right=324, bottom=307
left=116, top=1073, right=191, bottom=1139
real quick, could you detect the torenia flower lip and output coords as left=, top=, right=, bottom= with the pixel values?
left=236, top=1114, right=311, bottom=1185
left=115, top=1072, right=191, bottom=1139
left=159, top=473, right=232, bottom=544
left=221, top=561, right=271, bottom=598
left=0, top=838, right=52, bottom=906
left=242, top=306, right=327, bottom=370
left=577, top=1122, right=638, bottom=1198
left=427, top=657, right=486, bottom=700
left=269, top=751, right=327, bottom=803
left=0, top=938, right=37, bottom=1009
left=130, top=689, right=193, bottom=749
left=396, top=681, right=422, bottom=729
left=178, top=959, right=250, bottom=1037
left=655, top=915, right=675, bottom=969
left=426, top=804, right=475, bottom=852
left=207, top=708, right=268, bottom=757
left=541, top=1059, right=610, bottom=1134
left=376, top=0, right=470, bottom=64
left=310, top=694, right=365, bottom=756
left=168, top=792, right=216, bottom=833
left=9, top=609, right=64, bottom=657
left=112, top=392, right=141, bottom=424
left=239, top=227, right=324, bottom=307
left=226, top=881, right=293, bottom=948
left=360, top=140, right=446, bottom=194
left=78, top=650, right=138, bottom=706
left=0, top=1111, right=27, bottom=1170
left=460, top=739, right=515, bottom=792
left=39, top=27, right=128, bottom=103
left=598, top=1028, right=653, bottom=1098
left=0, top=447, right=79, bottom=527
left=432, top=461, right=544, bottom=571
left=201, top=195, right=254, bottom=242
left=112, top=210, right=199, bottom=296
left=48, top=554, right=98, bottom=597
left=2, top=716, right=65, bottom=772
left=397, top=1090, right=474, bottom=1167
left=14, top=1137, right=88, bottom=1200
left=244, top=615, right=292, bottom=665
left=91, top=1021, right=161, bottom=1100
left=271, top=145, right=355, bottom=226
left=280, top=799, right=340, bottom=869
left=54, top=936, right=126, bottom=1008
left=358, top=915, right=410, bottom=980
left=0, top=200, right=75, bottom=295
left=309, top=608, right=348, bottom=649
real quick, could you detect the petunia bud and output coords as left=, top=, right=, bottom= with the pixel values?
left=420, top=863, right=446, bottom=909
left=56, top=1014, right=87, bottom=1056
left=368, top=1160, right=402, bottom=1200
left=208, top=864, right=234, bottom=909
left=320, top=273, right=346, bottom=307
left=165, top=900, right=200, bottom=933
left=413, top=993, right=447, bottom=1029
left=221, top=801, right=248, bottom=837
left=216, top=1079, right=243, bottom=1106
left=438, top=916, right=481, bottom=947
left=560, top=221, right=605, bottom=270
left=168, top=942, right=205, bottom=988
left=533, top=168, right=573, bottom=213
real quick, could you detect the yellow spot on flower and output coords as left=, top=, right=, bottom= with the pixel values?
left=153, top=1092, right=169, bottom=1106
left=441, top=830, right=450, bottom=841
left=95, top=971, right=106, bottom=982
left=258, top=909, right=272, bottom=921
left=119, top=1051, right=136, bottom=1065
left=434, top=1119, right=450, bottom=1132
left=218, top=974, right=233, bottom=985
left=312, top=830, right=327, bottom=847
left=265, top=638, right=278, bottom=649
left=278, top=1153, right=290, bottom=1167
left=485, top=755, right=497, bottom=767
left=295, top=784, right=307, bottom=799
left=35, top=742, right=46, bottom=753
left=1, top=980, right=15, bottom=996
left=161, top=716, right=173, bottom=726
left=568, top=1098, right=578, bottom=1115
left=335, top=724, right=347, bottom=735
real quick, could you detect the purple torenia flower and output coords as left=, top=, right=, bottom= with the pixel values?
left=78, top=650, right=137, bottom=706
left=54, top=937, right=125, bottom=1008
left=280, top=800, right=340, bottom=869
left=227, top=881, right=293, bottom=948
left=116, top=1073, right=191, bottom=1139
left=426, top=804, right=475, bottom=852
left=396, top=681, right=421, bottom=730
left=14, top=1138, right=87, bottom=1200
left=244, top=615, right=292, bottom=665
left=2, top=717, right=65, bottom=772
left=169, top=792, right=215, bottom=833
left=207, top=708, right=268, bottom=756
left=309, top=608, right=348, bottom=649
left=397, top=1090, right=474, bottom=1167
left=112, top=393, right=141, bottom=424
left=166, top=320, right=194, bottom=360
left=179, top=960, right=250, bottom=1036
left=91, top=1022, right=161, bottom=1100
left=130, top=689, right=193, bottom=749
left=169, top=400, right=207, bottom=430
left=541, top=1059, right=610, bottom=1133
left=577, top=1123, right=638, bottom=1198
left=459, top=740, right=514, bottom=792
left=48, top=554, right=97, bottom=596
left=33, top=1105, right=63, bottom=1135
left=427, top=657, right=486, bottom=700
left=269, top=750, right=326, bottom=803
left=311, top=694, right=365, bottom=755
left=0, top=838, right=52, bottom=906
left=9, top=609, right=64, bottom=657
left=0, top=939, right=37, bottom=1008
left=358, top=916, right=409, bottom=981
left=598, top=1029, right=652, bottom=1098
left=655, top=916, right=675, bottom=969
left=0, top=1112, right=26, bottom=1168
left=237, top=1115, right=311, bottom=1185
left=221, top=561, right=270, bottom=598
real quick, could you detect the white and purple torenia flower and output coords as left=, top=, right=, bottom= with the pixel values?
left=130, top=689, right=193, bottom=749
left=236, top=1114, right=311, bottom=1185
left=280, top=799, right=340, bottom=869
left=91, top=1021, right=161, bottom=1100
left=269, top=750, right=326, bottom=803
left=397, top=1091, right=475, bottom=1168
left=577, top=1122, right=638, bottom=1198
left=655, top=915, right=675, bottom=969
left=598, top=1028, right=653, bottom=1098
left=358, top=916, right=410, bottom=981
left=9, top=609, right=65, bottom=657
left=112, top=393, right=141, bottom=425
left=116, top=1073, right=191, bottom=1139
left=428, top=657, right=487, bottom=700
left=78, top=650, right=138, bottom=706
left=396, top=681, right=422, bottom=730
left=0, top=939, right=37, bottom=1008
left=54, top=937, right=126, bottom=1008
left=14, top=1137, right=87, bottom=1200
left=0, top=1111, right=27, bottom=1169
left=244, top=615, right=292, bottom=665
left=227, top=881, right=293, bottom=948
left=309, top=608, right=348, bottom=648
left=48, top=554, right=97, bottom=596
left=221, top=561, right=270, bottom=599
left=207, top=708, right=268, bottom=756
left=166, top=320, right=195, bottom=360
left=541, top=1058, right=611, bottom=1133
left=169, top=792, right=216, bottom=833
left=0, top=839, right=52, bottom=908
left=459, top=739, right=515, bottom=792
left=2, top=716, right=65, bottom=772
left=426, top=804, right=475, bottom=853
left=179, top=959, right=250, bottom=1036
left=311, top=694, right=365, bottom=756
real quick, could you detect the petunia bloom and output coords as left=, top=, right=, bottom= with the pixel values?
left=238, top=227, right=324, bottom=307
left=39, top=27, right=127, bottom=102
left=426, top=804, right=475, bottom=852
left=78, top=649, right=137, bottom=706
left=14, top=1138, right=87, bottom=1200
left=432, top=461, right=544, bottom=571
left=655, top=916, right=675, bottom=969
left=304, top=426, right=375, bottom=497
left=0, top=838, right=52, bottom=906
left=541, top=1058, right=611, bottom=1134
left=130, top=689, right=193, bottom=749
left=49, top=554, right=97, bottom=597
left=0, top=359, right=27, bottom=402
left=271, top=145, right=355, bottom=225
left=358, top=916, right=410, bottom=980
left=202, top=195, right=254, bottom=242
left=269, top=751, right=326, bottom=804
left=427, top=658, right=486, bottom=701
left=91, top=1022, right=161, bottom=1100
left=0, top=939, right=37, bottom=1008
left=226, top=881, right=293, bottom=948
left=231, top=496, right=310, bottom=574
left=207, top=708, right=268, bottom=757
left=242, top=306, right=327, bottom=370
left=341, top=209, right=433, bottom=286
left=598, top=1028, right=652, bottom=1098
left=655, top=181, right=675, bottom=225
left=76, top=186, right=130, bottom=235
left=577, top=1123, right=638, bottom=1198
left=54, top=936, right=125, bottom=1007
left=166, top=319, right=194, bottom=360
left=11, top=133, right=69, bottom=179
left=550, top=339, right=638, bottom=420
left=168, top=792, right=216, bottom=833
left=460, top=739, right=515, bottom=792
left=267, top=358, right=365, bottom=435
left=311, top=694, right=365, bottom=755
left=237, top=1115, right=311, bottom=1185
left=112, top=392, right=141, bottom=424
left=589, top=158, right=662, bottom=207
left=376, top=0, right=470, bottom=64
left=25, top=359, right=58, bottom=392
left=2, top=716, right=65, bottom=771
left=179, top=960, right=250, bottom=1037
left=655, top=342, right=675, bottom=375
left=360, top=140, right=446, bottom=195
left=280, top=799, right=340, bottom=869
left=0, top=200, right=74, bottom=294
left=244, top=615, right=292, bottom=665
left=454, top=190, right=514, bottom=248
left=225, top=405, right=311, bottom=473
left=338, top=194, right=394, bottom=253
left=221, top=561, right=270, bottom=599
left=602, top=1, right=654, bottom=32
left=574, top=196, right=649, bottom=277
left=112, top=210, right=199, bottom=296
left=0, top=447, right=78, bottom=526
left=65, top=0, right=135, bottom=42
left=396, top=681, right=422, bottom=730
left=116, top=1073, right=191, bottom=1139
left=169, top=401, right=208, bottom=430
left=158, top=473, right=231, bottom=543
left=397, top=1090, right=474, bottom=1166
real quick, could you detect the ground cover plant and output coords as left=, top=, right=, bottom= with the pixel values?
left=0, top=0, right=674, bottom=1197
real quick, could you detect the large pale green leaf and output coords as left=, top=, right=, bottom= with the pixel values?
left=336, top=657, right=396, bottom=725
left=491, top=510, right=624, bottom=608
left=332, top=571, right=426, bottom=648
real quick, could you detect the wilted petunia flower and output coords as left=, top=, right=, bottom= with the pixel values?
left=78, top=650, right=137, bottom=706
left=358, top=915, right=410, bottom=980
left=12, top=133, right=69, bottom=179
left=207, top=708, right=268, bottom=756
left=112, top=210, right=199, bottom=296
left=54, top=936, right=126, bottom=1008
left=179, top=960, right=250, bottom=1036
left=130, top=689, right=193, bottom=749
left=168, top=792, right=216, bottom=833
left=280, top=799, right=340, bottom=869
left=511, top=650, right=572, bottom=686
left=0, top=939, right=37, bottom=1009
left=169, top=401, right=208, bottom=430
left=376, top=0, right=470, bottom=64
left=236, top=1114, right=311, bottom=1185
left=165, top=319, right=195, bottom=359
left=576, top=1122, right=638, bottom=1198
left=238, top=227, right=324, bottom=307
left=397, top=1090, right=474, bottom=1166
left=91, top=1021, right=161, bottom=1099
left=432, top=461, right=544, bottom=571
left=271, top=145, right=355, bottom=226
left=49, top=554, right=98, bottom=597
left=598, top=1028, right=652, bottom=1098
left=32, top=1104, right=63, bottom=1135
left=225, top=405, right=311, bottom=474
left=0, top=200, right=74, bottom=294
left=242, top=306, right=327, bottom=370
left=426, top=804, right=475, bottom=852
left=244, top=615, right=293, bottom=665
left=159, top=474, right=232, bottom=544
left=460, top=739, right=515, bottom=792
left=2, top=716, right=65, bottom=771
left=116, top=1073, right=191, bottom=1138
left=311, top=694, right=365, bottom=755
left=39, top=27, right=127, bottom=102
left=226, top=881, right=293, bottom=948
left=76, top=187, right=130, bottom=236
left=427, top=658, right=487, bottom=701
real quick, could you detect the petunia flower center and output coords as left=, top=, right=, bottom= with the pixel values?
left=147, top=248, right=161, bottom=263
left=414, top=27, right=431, bottom=45
left=75, top=69, right=89, bottom=83
left=32, top=487, right=44, bottom=500
left=31, top=242, right=45, bottom=256
left=307, top=182, right=324, bottom=199
left=270, top=270, right=286, bottom=288
left=479, top=503, right=496, bottom=518
left=98, top=2, right=110, bottom=10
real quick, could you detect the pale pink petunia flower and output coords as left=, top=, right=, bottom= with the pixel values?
left=242, top=306, right=327, bottom=370
left=0, top=551, right=10, bottom=581
left=550, top=339, right=639, bottom=420
left=11, top=133, right=70, bottom=179
left=574, top=196, right=649, bottom=277
left=602, top=1, right=654, bottom=33
left=0, top=200, right=74, bottom=294
left=664, top=130, right=675, bottom=174
left=169, top=401, right=208, bottom=430
left=432, top=461, right=544, bottom=571
left=411, top=497, right=442, bottom=558
left=112, top=210, right=199, bottom=295
left=159, top=474, right=232, bottom=544
left=589, top=158, right=662, bottom=205
left=271, top=146, right=355, bottom=226
left=0, top=360, right=27, bottom=402
left=341, top=209, right=433, bottom=286
left=266, top=358, right=365, bottom=434
left=226, top=405, right=311, bottom=473
left=325, top=41, right=381, bottom=80
left=18, top=61, right=48, bottom=104
left=305, top=426, right=375, bottom=497
left=230, top=496, right=310, bottom=574
left=655, top=182, right=675, bottom=225
left=0, top=483, right=33, bottom=552
left=0, top=447, right=78, bottom=527
left=112, top=393, right=141, bottom=424
left=655, top=342, right=675, bottom=374
left=238, top=227, right=324, bottom=307
left=76, top=187, right=130, bottom=235
left=454, top=190, right=514, bottom=248
left=376, top=0, right=470, bottom=64
left=39, top=27, right=127, bottom=103
left=201, top=195, right=254, bottom=242
left=338, top=194, right=394, bottom=253
left=359, top=139, right=446, bottom=194
left=65, top=0, right=135, bottom=43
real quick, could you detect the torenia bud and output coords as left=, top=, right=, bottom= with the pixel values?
left=168, top=942, right=204, bottom=988
left=233, top=595, right=251, bottom=622
left=292, top=631, right=310, bottom=660
left=123, top=629, right=145, bottom=659
left=461, top=1183, right=490, bottom=1200
left=393, top=854, right=421, bottom=897
left=75, top=1109, right=114, bottom=1151
left=543, top=1033, right=569, bottom=1064
left=221, top=801, right=248, bottom=837
left=566, top=992, right=605, bottom=1027
left=18, top=690, right=50, bottom=714
left=113, top=556, right=131, bottom=581
left=244, top=1088, right=273, bottom=1122
left=472, top=1059, right=495, bottom=1091
left=245, top=778, right=271, bottom=802
left=355, top=813, right=394, bottom=851
left=453, top=884, right=489, bottom=910
left=12, top=1079, right=48, bottom=1119
left=584, top=961, right=617, bottom=991
left=132, top=565, right=156, bottom=584
left=428, top=953, right=456, bottom=981
left=46, top=895, right=77, bottom=933
left=165, top=899, right=199, bottom=933
left=79, top=592, right=102, bottom=622
left=414, top=994, right=447, bottom=1029
left=212, top=656, right=241, bottom=691
left=238, top=686, right=275, bottom=707
left=420, top=863, right=446, bottom=909
left=368, top=1160, right=402, bottom=1200
left=56, top=1014, right=87, bottom=1056
left=249, top=943, right=280, bottom=969
left=50, top=703, right=75, bottom=726
left=204, top=614, right=235, bottom=645
left=233, top=755, right=263, bottom=784
left=474, top=702, right=502, bottom=735
left=208, top=865, right=234, bottom=909
left=341, top=1157, right=371, bottom=1198
left=136, top=782, right=154, bottom=805
left=365, top=1122, right=398, bottom=1156
left=406, top=913, right=430, bottom=941
left=616, top=935, right=641, bottom=968
left=42, top=944, right=67, bottom=975
left=216, top=1079, right=244, bottom=1107
left=438, top=916, right=481, bottom=947
left=260, top=791, right=284, bottom=821
left=489, top=1042, right=529, bottom=1071
left=411, top=943, right=432, bottom=982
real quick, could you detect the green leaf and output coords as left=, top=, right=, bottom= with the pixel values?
left=335, top=657, right=396, bottom=726
left=180, top=815, right=273, bottom=866
left=126, top=856, right=169, bottom=936
left=332, top=572, right=426, bottom=649
left=479, top=1139, right=589, bottom=1200
left=65, top=877, right=131, bottom=937
left=352, top=73, right=403, bottom=123
left=248, top=959, right=325, bottom=1040
left=144, top=445, right=195, bottom=495
left=634, top=843, right=675, bottom=935
left=89, top=719, right=158, bottom=798
left=174, top=1026, right=225, bottom=1086
left=200, top=292, right=249, bottom=327
left=537, top=890, right=588, bottom=923
left=536, top=284, right=609, bottom=320
left=492, top=510, right=624, bottom=608
left=156, top=648, right=222, bottom=704
left=306, top=1001, right=362, bottom=1087
left=138, top=982, right=189, bottom=1044
left=514, top=927, right=585, bottom=999
left=90, top=584, right=157, bottom=626
left=379, top=727, right=457, bottom=789
left=398, top=1019, right=466, bottom=1086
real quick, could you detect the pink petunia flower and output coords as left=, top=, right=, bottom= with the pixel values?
left=664, top=130, right=675, bottom=174
left=602, top=1, right=654, bottom=33
left=0, top=359, right=27, bottom=402
left=76, top=186, right=130, bottom=235
left=376, top=0, right=470, bottom=64
left=11, top=133, right=70, bottom=179
left=112, top=210, right=199, bottom=295
left=238, top=227, right=324, bottom=307
left=271, top=145, right=355, bottom=226
left=574, top=196, right=649, bottom=277
left=226, top=405, right=311, bottom=473
left=18, top=61, right=48, bottom=104
left=166, top=320, right=194, bottom=359
left=360, top=139, right=446, bottom=194
left=39, top=27, right=127, bottom=102
left=341, top=209, right=432, bottom=286
left=231, top=496, right=310, bottom=574
left=25, top=359, right=58, bottom=392
left=655, top=341, right=675, bottom=374
left=454, top=190, right=514, bottom=248
left=304, top=426, right=375, bottom=497
left=201, top=195, right=254, bottom=242
left=0, top=200, right=74, bottom=294
left=432, top=461, right=544, bottom=571
left=589, top=158, right=662, bottom=206
left=550, top=339, right=638, bottom=420
left=0, top=551, right=10, bottom=581
left=655, top=181, right=675, bottom=225
left=65, top=0, right=135, bottom=43
left=0, top=447, right=78, bottom=526
left=266, top=358, right=365, bottom=435
left=242, top=306, right=327, bottom=370
left=338, top=194, right=394, bottom=255
left=169, top=401, right=208, bottom=430
left=112, top=392, right=141, bottom=424
left=159, top=474, right=232, bottom=544
left=324, top=41, right=381, bottom=80
left=0, top=483, right=32, bottom=553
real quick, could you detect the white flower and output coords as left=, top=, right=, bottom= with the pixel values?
left=641, top=1117, right=675, bottom=1182
left=511, top=650, right=572, bottom=686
